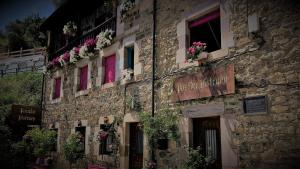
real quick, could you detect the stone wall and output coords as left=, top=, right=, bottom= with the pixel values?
left=43, top=0, right=300, bottom=169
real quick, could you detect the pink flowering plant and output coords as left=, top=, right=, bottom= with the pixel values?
left=79, top=38, right=97, bottom=58
left=186, top=41, right=207, bottom=63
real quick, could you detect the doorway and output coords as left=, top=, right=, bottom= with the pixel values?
left=193, top=116, right=221, bottom=169
left=129, top=122, right=143, bottom=169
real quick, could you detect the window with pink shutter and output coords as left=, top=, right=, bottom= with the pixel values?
left=79, top=65, right=88, bottom=91
left=53, top=77, right=61, bottom=99
left=104, top=54, right=116, bottom=84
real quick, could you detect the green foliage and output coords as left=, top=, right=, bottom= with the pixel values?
left=63, top=132, right=85, bottom=164
left=1, top=14, right=46, bottom=50
left=138, top=108, right=180, bottom=148
left=24, top=128, right=57, bottom=157
left=0, top=72, right=42, bottom=123
left=181, top=146, right=213, bottom=169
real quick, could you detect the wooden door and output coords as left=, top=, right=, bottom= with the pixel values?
left=193, top=117, right=221, bottom=169
left=129, top=123, right=143, bottom=169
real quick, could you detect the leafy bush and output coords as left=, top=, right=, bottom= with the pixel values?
left=138, top=108, right=180, bottom=148
left=24, top=128, right=57, bottom=157
left=182, top=146, right=213, bottom=169
left=63, top=132, right=85, bottom=164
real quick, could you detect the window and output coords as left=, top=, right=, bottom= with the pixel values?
left=124, top=46, right=134, bottom=70
left=79, top=65, right=88, bottom=91
left=75, top=127, right=86, bottom=152
left=189, top=9, right=221, bottom=52
left=103, top=54, right=116, bottom=84
left=99, top=124, right=113, bottom=155
left=53, top=77, right=61, bottom=99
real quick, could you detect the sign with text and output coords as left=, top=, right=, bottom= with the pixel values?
left=243, top=96, right=267, bottom=114
left=9, top=105, right=41, bottom=126
left=182, top=102, right=224, bottom=118
left=171, top=65, right=234, bottom=102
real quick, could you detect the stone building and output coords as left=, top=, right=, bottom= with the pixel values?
left=41, top=0, right=300, bottom=169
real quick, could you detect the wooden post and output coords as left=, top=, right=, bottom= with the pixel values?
left=20, top=47, right=23, bottom=57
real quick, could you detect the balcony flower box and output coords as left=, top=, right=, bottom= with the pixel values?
left=96, top=29, right=114, bottom=50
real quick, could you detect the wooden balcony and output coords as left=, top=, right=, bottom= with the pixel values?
left=49, top=16, right=116, bottom=61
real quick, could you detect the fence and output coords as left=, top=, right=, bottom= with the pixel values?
left=0, top=47, right=45, bottom=77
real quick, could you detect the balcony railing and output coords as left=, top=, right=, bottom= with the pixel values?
left=49, top=16, right=116, bottom=61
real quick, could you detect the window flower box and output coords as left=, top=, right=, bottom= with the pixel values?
left=121, top=68, right=134, bottom=81
left=186, top=41, right=208, bottom=63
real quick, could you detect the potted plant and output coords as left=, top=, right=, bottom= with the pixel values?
left=186, top=41, right=208, bottom=63
left=63, top=132, right=85, bottom=169
left=24, top=128, right=57, bottom=167
left=138, top=108, right=179, bottom=151
left=69, top=47, right=81, bottom=64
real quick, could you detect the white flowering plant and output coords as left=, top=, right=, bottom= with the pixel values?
left=63, top=21, right=77, bottom=36
left=120, top=0, right=135, bottom=21
left=96, top=29, right=114, bottom=50
left=121, top=68, right=134, bottom=80
left=70, top=47, right=81, bottom=63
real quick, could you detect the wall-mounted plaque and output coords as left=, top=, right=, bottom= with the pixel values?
left=243, top=96, right=267, bottom=114
left=8, top=105, right=41, bottom=126
left=171, top=65, right=235, bottom=102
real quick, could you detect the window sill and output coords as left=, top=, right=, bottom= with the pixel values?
left=120, top=77, right=134, bottom=85
left=101, top=81, right=118, bottom=89
left=178, top=48, right=229, bottom=69
left=50, top=97, right=62, bottom=104
left=75, top=89, right=89, bottom=97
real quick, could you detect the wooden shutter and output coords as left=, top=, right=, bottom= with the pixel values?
left=104, top=54, right=116, bottom=83
left=80, top=65, right=88, bottom=90
left=53, top=77, right=61, bottom=99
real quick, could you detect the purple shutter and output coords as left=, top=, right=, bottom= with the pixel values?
left=54, top=77, right=61, bottom=99
left=189, top=10, right=220, bottom=28
left=80, top=65, right=88, bottom=90
left=104, top=54, right=116, bottom=84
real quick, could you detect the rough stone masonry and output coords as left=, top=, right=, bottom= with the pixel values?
left=43, top=0, right=300, bottom=169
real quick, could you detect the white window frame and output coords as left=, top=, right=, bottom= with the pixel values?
left=73, top=58, right=92, bottom=97
left=176, top=0, right=234, bottom=69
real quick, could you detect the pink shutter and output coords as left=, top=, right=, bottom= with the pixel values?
left=189, top=10, right=220, bottom=28
left=54, top=77, right=61, bottom=99
left=80, top=65, right=88, bottom=90
left=104, top=54, right=116, bottom=83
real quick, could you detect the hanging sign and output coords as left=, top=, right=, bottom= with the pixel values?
left=171, top=64, right=235, bottom=102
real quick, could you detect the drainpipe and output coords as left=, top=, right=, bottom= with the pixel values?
left=151, top=0, right=157, bottom=163
left=40, top=49, right=46, bottom=128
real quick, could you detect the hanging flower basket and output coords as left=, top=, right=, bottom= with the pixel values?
left=120, top=0, right=135, bottom=21
left=97, top=130, right=109, bottom=142
left=63, top=21, right=77, bottom=37
left=186, top=41, right=208, bottom=63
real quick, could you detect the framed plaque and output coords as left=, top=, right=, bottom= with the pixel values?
left=243, top=95, right=267, bottom=114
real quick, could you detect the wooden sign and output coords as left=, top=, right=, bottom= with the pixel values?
left=8, top=105, right=41, bottom=126
left=171, top=65, right=234, bottom=102
left=182, top=102, right=224, bottom=118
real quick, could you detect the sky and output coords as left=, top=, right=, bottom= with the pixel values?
left=0, top=0, right=57, bottom=31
